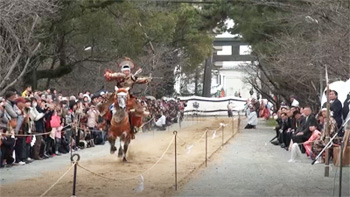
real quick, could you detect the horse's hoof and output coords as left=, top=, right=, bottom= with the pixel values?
left=110, top=150, right=115, bottom=154
left=110, top=146, right=116, bottom=154
left=123, top=157, right=127, bottom=162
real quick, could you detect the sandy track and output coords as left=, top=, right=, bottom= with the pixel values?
left=0, top=117, right=239, bottom=197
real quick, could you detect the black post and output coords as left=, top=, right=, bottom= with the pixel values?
left=71, top=154, right=80, bottom=197
left=73, top=163, right=77, bottom=196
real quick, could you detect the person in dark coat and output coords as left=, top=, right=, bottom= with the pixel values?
left=322, top=90, right=343, bottom=136
left=277, top=112, right=292, bottom=148
left=1, top=130, right=16, bottom=167
left=343, top=92, right=350, bottom=121
left=292, top=106, right=318, bottom=144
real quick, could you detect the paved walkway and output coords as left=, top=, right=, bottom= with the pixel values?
left=176, top=119, right=350, bottom=196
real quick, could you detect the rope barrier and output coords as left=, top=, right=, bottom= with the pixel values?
left=140, top=117, right=155, bottom=129
left=77, top=135, right=175, bottom=182
left=175, top=124, right=224, bottom=153
left=177, top=130, right=207, bottom=149
left=5, top=123, right=74, bottom=137
left=40, top=162, right=76, bottom=197
left=13, top=131, right=51, bottom=137
left=36, top=120, right=235, bottom=195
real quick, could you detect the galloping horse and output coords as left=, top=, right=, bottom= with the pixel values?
left=97, top=87, right=149, bottom=162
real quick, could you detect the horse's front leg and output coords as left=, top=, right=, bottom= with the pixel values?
left=108, top=131, right=117, bottom=154
left=118, top=137, right=123, bottom=158
left=123, top=138, right=131, bottom=162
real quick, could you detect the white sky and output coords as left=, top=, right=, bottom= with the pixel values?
left=215, top=19, right=236, bottom=38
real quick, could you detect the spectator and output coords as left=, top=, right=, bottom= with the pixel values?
left=1, top=129, right=16, bottom=167
left=0, top=98, right=7, bottom=131
left=33, top=97, right=46, bottom=159
left=303, top=125, right=321, bottom=158
left=4, top=91, right=24, bottom=134
left=291, top=106, right=317, bottom=146
left=13, top=97, right=29, bottom=165
left=155, top=112, right=166, bottom=130
left=21, top=85, right=32, bottom=98
left=322, top=90, right=343, bottom=135
left=312, top=108, right=339, bottom=159
left=277, top=112, right=291, bottom=149
left=245, top=107, right=257, bottom=129
left=343, top=92, right=350, bottom=120
left=290, top=95, right=299, bottom=107
left=227, top=102, right=233, bottom=117
left=251, top=98, right=260, bottom=118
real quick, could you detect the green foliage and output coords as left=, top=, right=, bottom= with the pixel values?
left=228, top=3, right=290, bottom=52
left=173, top=4, right=213, bottom=72
left=29, top=0, right=221, bottom=96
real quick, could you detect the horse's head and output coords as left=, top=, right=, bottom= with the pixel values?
left=115, top=87, right=130, bottom=110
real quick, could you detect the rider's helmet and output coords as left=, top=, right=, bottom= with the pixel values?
left=119, top=57, right=135, bottom=76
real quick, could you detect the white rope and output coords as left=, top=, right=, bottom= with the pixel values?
left=140, top=135, right=175, bottom=175
left=13, top=131, right=51, bottom=137
left=140, top=117, right=154, bottom=128
left=40, top=162, right=76, bottom=197
left=178, top=123, right=223, bottom=144
left=12, top=123, right=74, bottom=137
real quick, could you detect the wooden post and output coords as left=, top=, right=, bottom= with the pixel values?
left=221, top=124, right=224, bottom=146
left=238, top=112, right=241, bottom=132
left=173, top=131, right=178, bottom=190
left=205, top=130, right=208, bottom=167
left=232, top=116, right=234, bottom=135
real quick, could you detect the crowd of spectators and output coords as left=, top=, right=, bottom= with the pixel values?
left=242, top=90, right=350, bottom=163
left=270, top=91, right=350, bottom=163
left=0, top=86, right=186, bottom=168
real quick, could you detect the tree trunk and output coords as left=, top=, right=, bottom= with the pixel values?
left=202, top=55, right=212, bottom=97
left=194, top=67, right=199, bottom=96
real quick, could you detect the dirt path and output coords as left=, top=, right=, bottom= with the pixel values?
left=0, top=117, right=239, bottom=197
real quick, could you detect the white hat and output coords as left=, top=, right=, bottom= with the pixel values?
left=83, top=94, right=91, bottom=103
left=69, top=95, right=76, bottom=101
left=121, top=64, right=131, bottom=71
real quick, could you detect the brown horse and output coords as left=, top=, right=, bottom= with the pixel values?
left=110, top=87, right=133, bottom=161
left=96, top=87, right=150, bottom=161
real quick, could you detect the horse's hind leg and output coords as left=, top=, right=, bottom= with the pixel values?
left=108, top=133, right=117, bottom=154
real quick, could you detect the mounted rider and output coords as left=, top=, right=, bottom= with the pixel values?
left=104, top=58, right=151, bottom=89
left=103, top=58, right=151, bottom=135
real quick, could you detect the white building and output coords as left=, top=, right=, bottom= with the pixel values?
left=175, top=20, right=260, bottom=99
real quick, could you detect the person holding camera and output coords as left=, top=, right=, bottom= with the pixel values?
left=3, top=91, right=24, bottom=134
left=32, top=97, right=47, bottom=159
